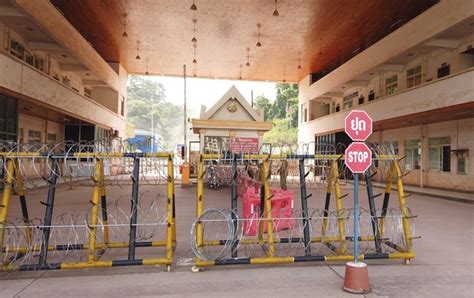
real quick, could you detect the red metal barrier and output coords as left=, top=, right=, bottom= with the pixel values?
left=242, top=187, right=295, bottom=236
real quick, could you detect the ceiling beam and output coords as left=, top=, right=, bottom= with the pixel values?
left=305, top=1, right=474, bottom=99
left=83, top=80, right=106, bottom=86
left=12, top=0, right=123, bottom=94
left=374, top=64, right=405, bottom=72
left=346, top=79, right=369, bottom=87
left=28, top=41, right=64, bottom=51
left=311, top=97, right=332, bottom=104
left=60, top=64, right=89, bottom=72
left=0, top=6, right=24, bottom=17
left=323, top=92, right=343, bottom=97
left=424, top=38, right=459, bottom=49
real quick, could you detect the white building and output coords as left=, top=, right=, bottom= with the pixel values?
left=298, top=2, right=474, bottom=190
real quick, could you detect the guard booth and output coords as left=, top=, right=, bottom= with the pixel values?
left=191, top=86, right=273, bottom=181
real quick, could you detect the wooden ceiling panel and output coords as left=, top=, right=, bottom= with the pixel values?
left=50, top=0, right=438, bottom=82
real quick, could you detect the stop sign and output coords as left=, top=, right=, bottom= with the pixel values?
left=344, top=110, right=373, bottom=141
left=345, top=142, right=372, bottom=173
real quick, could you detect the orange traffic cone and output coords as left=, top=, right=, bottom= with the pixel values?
left=343, top=261, right=371, bottom=294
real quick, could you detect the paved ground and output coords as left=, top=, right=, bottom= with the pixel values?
left=0, top=182, right=473, bottom=297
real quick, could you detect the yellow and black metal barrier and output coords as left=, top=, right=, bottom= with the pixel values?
left=191, top=153, right=417, bottom=271
left=0, top=151, right=176, bottom=271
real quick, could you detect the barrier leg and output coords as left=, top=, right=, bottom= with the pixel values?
left=128, top=157, right=140, bottom=261
left=364, top=170, right=382, bottom=253
left=298, top=157, right=311, bottom=256
left=262, top=157, right=275, bottom=256
left=280, top=159, right=288, bottom=190
left=166, top=156, right=174, bottom=269
left=39, top=158, right=59, bottom=265
left=99, top=160, right=109, bottom=245
left=333, top=161, right=347, bottom=254
left=230, top=154, right=238, bottom=257
left=379, top=166, right=392, bottom=238
left=393, top=161, right=413, bottom=253
left=171, top=161, right=176, bottom=246
left=321, top=162, right=332, bottom=238
left=14, top=160, right=32, bottom=244
left=195, top=155, right=204, bottom=253
left=0, top=159, right=15, bottom=250
left=87, top=159, right=102, bottom=263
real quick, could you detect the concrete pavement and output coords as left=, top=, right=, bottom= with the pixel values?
left=0, top=183, right=473, bottom=297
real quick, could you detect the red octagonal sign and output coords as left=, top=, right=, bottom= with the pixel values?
left=345, top=142, right=372, bottom=173
left=345, top=110, right=373, bottom=141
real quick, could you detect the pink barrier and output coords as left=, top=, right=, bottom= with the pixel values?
left=242, top=187, right=296, bottom=236
left=237, top=170, right=261, bottom=198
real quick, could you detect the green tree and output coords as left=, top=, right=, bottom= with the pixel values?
left=263, top=118, right=298, bottom=144
left=271, top=83, right=299, bottom=128
left=258, top=83, right=299, bottom=144
left=127, top=76, right=183, bottom=148
left=254, top=95, right=273, bottom=121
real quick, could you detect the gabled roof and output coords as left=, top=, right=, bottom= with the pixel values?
left=202, top=85, right=263, bottom=121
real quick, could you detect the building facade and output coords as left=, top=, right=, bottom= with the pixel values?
left=298, top=2, right=474, bottom=191
left=0, top=0, right=127, bottom=147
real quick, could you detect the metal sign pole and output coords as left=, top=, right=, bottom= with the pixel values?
left=353, top=173, right=359, bottom=263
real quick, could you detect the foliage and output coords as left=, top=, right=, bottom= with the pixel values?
left=260, top=83, right=299, bottom=143
left=127, top=76, right=183, bottom=148
left=263, top=118, right=298, bottom=144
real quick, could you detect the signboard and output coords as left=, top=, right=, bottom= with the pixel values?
left=343, top=109, right=373, bottom=265
left=344, top=142, right=372, bottom=173
left=230, top=137, right=259, bottom=153
left=344, top=110, right=373, bottom=141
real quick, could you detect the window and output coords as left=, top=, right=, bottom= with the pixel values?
left=385, top=75, right=398, bottom=95
left=0, top=95, right=18, bottom=142
left=428, top=137, right=451, bottom=172
left=10, top=40, right=25, bottom=59
left=368, top=90, right=375, bottom=101
left=335, top=104, right=340, bottom=112
left=25, top=52, right=34, bottom=66
left=47, top=133, right=57, bottom=143
left=407, top=65, right=422, bottom=88
left=304, top=108, right=308, bottom=122
left=343, top=92, right=358, bottom=110
left=358, top=95, right=365, bottom=105
left=437, top=63, right=450, bottom=78
left=28, top=130, right=41, bottom=144
left=84, top=88, right=92, bottom=98
left=204, top=136, right=230, bottom=154
left=405, top=139, right=421, bottom=170
left=34, top=58, right=45, bottom=72
left=383, top=141, right=399, bottom=155
left=457, top=156, right=467, bottom=174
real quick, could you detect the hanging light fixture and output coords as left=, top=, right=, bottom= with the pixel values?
left=256, top=23, right=262, bottom=47
left=192, top=43, right=197, bottom=64
left=191, top=19, right=197, bottom=43
left=145, top=58, right=149, bottom=75
left=283, top=72, right=286, bottom=82
left=239, top=64, right=242, bottom=80
left=190, top=0, right=197, bottom=10
left=273, top=0, right=279, bottom=16
left=121, top=13, right=128, bottom=37
left=318, top=38, right=323, bottom=56
left=246, top=48, right=250, bottom=67
left=297, top=53, right=302, bottom=69
left=135, top=40, right=141, bottom=60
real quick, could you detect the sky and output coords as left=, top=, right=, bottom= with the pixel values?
left=145, top=76, right=277, bottom=118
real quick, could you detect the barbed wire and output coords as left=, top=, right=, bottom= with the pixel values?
left=190, top=207, right=415, bottom=261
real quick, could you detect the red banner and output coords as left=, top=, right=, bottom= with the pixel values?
left=231, top=137, right=259, bottom=153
